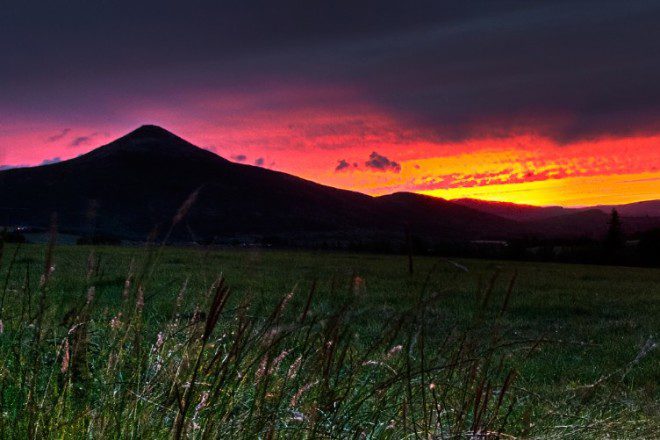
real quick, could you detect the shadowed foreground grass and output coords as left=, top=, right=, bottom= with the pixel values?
left=0, top=241, right=657, bottom=438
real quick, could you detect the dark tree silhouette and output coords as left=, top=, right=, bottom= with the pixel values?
left=605, top=209, right=624, bottom=263
left=605, top=208, right=624, bottom=251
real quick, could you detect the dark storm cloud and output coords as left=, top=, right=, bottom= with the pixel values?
left=2, top=1, right=660, bottom=142
left=365, top=152, right=400, bottom=173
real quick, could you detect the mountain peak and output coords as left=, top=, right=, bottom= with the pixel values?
left=61, top=124, right=231, bottom=168
left=81, top=124, right=223, bottom=161
left=126, top=124, right=179, bottom=140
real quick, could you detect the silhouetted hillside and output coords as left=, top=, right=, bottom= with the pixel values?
left=1, top=126, right=659, bottom=246
left=455, top=198, right=660, bottom=222
left=592, top=200, right=660, bottom=217
left=453, top=198, right=568, bottom=221
left=376, top=193, right=518, bottom=239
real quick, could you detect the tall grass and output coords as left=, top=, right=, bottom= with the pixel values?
left=0, top=237, right=536, bottom=438
left=0, top=230, right=655, bottom=438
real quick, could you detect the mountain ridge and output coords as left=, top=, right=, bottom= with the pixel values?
left=453, top=197, right=660, bottom=222
left=1, top=126, right=658, bottom=243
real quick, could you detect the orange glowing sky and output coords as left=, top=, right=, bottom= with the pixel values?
left=2, top=2, right=660, bottom=207
left=1, top=87, right=658, bottom=207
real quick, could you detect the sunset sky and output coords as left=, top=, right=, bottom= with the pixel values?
left=1, top=1, right=659, bottom=207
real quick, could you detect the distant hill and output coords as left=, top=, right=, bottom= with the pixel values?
left=0, top=126, right=515, bottom=243
left=1, top=125, right=658, bottom=244
left=591, top=200, right=660, bottom=217
left=453, top=198, right=569, bottom=221
left=454, top=198, right=660, bottom=221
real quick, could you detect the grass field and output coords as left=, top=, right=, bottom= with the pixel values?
left=0, top=242, right=657, bottom=438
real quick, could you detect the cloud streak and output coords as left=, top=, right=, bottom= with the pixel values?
left=69, top=133, right=99, bottom=147
left=46, top=128, right=70, bottom=143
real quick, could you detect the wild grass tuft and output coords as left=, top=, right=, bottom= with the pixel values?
left=0, top=233, right=655, bottom=437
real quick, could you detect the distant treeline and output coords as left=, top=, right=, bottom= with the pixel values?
left=260, top=210, right=660, bottom=267
left=3, top=210, right=659, bottom=267
left=252, top=228, right=660, bottom=268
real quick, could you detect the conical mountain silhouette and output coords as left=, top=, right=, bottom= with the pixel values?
left=0, top=126, right=658, bottom=243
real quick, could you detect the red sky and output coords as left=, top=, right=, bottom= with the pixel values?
left=2, top=2, right=659, bottom=207
left=1, top=85, right=658, bottom=207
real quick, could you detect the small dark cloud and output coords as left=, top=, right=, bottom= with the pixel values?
left=231, top=154, right=247, bottom=162
left=70, top=136, right=90, bottom=147
left=40, top=157, right=61, bottom=166
left=335, top=159, right=351, bottom=172
left=365, top=151, right=401, bottom=173
left=46, top=128, right=70, bottom=143
left=254, top=157, right=265, bottom=166
left=69, top=132, right=98, bottom=147
left=335, top=159, right=360, bottom=172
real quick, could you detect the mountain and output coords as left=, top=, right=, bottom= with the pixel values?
left=1, top=125, right=658, bottom=244
left=591, top=200, right=660, bottom=218
left=0, top=125, right=514, bottom=243
left=522, top=209, right=611, bottom=238
left=454, top=198, right=660, bottom=221
left=375, top=192, right=519, bottom=240
left=453, top=199, right=569, bottom=221
left=0, top=126, right=375, bottom=239
left=523, top=210, right=660, bottom=239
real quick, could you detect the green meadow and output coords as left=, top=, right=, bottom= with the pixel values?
left=0, top=243, right=657, bottom=438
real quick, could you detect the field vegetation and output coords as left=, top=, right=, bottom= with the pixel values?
left=0, top=237, right=657, bottom=438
